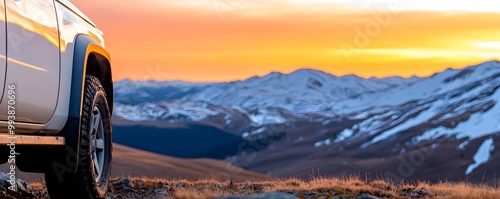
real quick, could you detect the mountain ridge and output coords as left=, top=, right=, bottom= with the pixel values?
left=116, top=60, right=500, bottom=87
left=113, top=60, right=500, bottom=184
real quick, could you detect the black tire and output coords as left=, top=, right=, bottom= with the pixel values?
left=45, top=76, right=112, bottom=199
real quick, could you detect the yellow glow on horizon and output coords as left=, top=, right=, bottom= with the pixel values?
left=70, top=0, right=500, bottom=82
left=474, top=42, right=500, bottom=50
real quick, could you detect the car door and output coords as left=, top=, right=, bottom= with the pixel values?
left=0, top=0, right=6, bottom=105
left=0, top=0, right=60, bottom=124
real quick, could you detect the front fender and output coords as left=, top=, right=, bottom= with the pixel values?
left=56, top=34, right=110, bottom=174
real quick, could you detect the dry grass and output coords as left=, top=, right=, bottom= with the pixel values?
left=170, top=177, right=500, bottom=199
left=3, top=176, right=499, bottom=198
left=116, top=176, right=500, bottom=199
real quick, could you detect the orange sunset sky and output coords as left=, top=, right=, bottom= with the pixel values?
left=71, top=0, right=500, bottom=82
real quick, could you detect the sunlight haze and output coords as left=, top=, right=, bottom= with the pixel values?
left=71, top=0, right=500, bottom=82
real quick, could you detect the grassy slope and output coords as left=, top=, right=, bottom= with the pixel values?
left=111, top=144, right=268, bottom=182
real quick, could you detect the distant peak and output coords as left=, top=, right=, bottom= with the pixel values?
left=245, top=71, right=284, bottom=81
left=297, top=68, right=318, bottom=71
left=289, top=68, right=336, bottom=77
left=453, top=60, right=500, bottom=72
left=340, top=74, right=361, bottom=78
left=269, top=71, right=284, bottom=76
left=483, top=60, right=500, bottom=64
left=472, top=60, right=500, bottom=71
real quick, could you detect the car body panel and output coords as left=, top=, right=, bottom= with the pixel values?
left=44, top=1, right=105, bottom=132
left=1, top=0, right=60, bottom=124
left=0, top=0, right=107, bottom=134
left=0, top=0, right=112, bottom=181
left=0, top=1, right=6, bottom=105
left=55, top=0, right=96, bottom=28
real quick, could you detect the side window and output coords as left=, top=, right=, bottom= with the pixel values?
left=1, top=0, right=60, bottom=123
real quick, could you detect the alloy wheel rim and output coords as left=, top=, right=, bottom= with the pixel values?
left=90, top=106, right=106, bottom=182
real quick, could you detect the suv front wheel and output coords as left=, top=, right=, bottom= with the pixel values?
left=45, top=76, right=112, bottom=199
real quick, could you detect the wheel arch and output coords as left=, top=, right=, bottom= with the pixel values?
left=85, top=51, right=114, bottom=113
left=56, top=34, right=112, bottom=174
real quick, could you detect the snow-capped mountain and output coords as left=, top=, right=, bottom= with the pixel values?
left=114, top=68, right=422, bottom=121
left=114, top=80, right=212, bottom=105
left=113, top=60, right=500, bottom=184
left=184, top=69, right=420, bottom=113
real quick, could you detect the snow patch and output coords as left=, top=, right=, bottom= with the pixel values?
left=314, top=138, right=331, bottom=147
left=250, top=127, right=266, bottom=135
left=465, top=138, right=495, bottom=175
left=458, top=140, right=470, bottom=150
left=415, top=87, right=500, bottom=142
left=114, top=101, right=220, bottom=122
left=335, top=128, right=354, bottom=142
left=362, top=107, right=435, bottom=147
left=248, top=109, right=286, bottom=126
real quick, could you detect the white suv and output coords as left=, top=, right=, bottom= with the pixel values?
left=0, top=0, right=113, bottom=198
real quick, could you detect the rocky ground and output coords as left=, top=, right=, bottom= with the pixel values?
left=1, top=173, right=499, bottom=199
